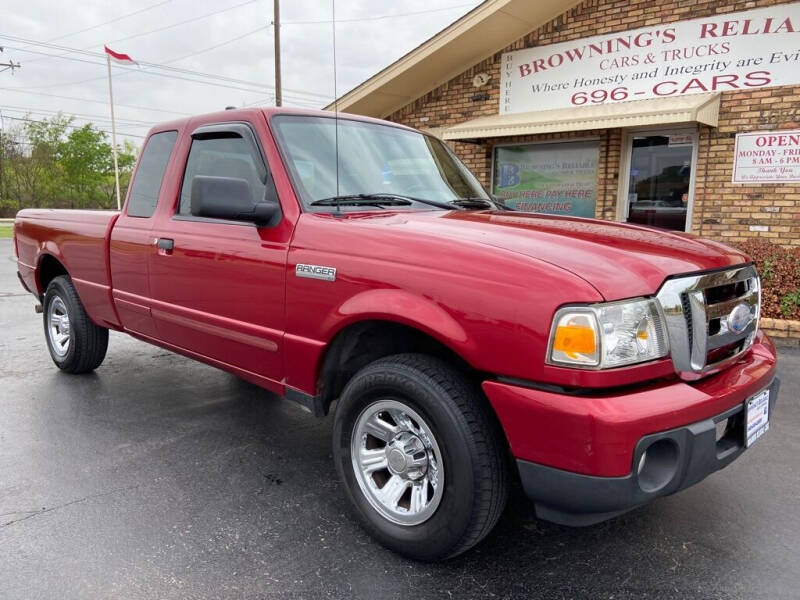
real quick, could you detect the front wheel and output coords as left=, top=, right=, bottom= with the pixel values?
left=43, top=275, right=109, bottom=373
left=332, top=354, right=508, bottom=560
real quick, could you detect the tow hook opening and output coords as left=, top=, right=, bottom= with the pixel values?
left=636, top=438, right=679, bottom=493
left=715, top=409, right=745, bottom=458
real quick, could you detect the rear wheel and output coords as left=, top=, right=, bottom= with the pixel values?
left=43, top=275, right=108, bottom=373
left=332, top=353, right=508, bottom=560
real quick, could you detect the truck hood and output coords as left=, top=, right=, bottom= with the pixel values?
left=362, top=210, right=750, bottom=300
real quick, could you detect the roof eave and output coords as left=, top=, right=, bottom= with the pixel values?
left=327, top=0, right=582, bottom=118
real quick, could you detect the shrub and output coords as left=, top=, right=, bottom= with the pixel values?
left=735, top=239, right=800, bottom=320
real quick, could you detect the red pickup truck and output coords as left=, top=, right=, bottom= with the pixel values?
left=14, top=108, right=778, bottom=560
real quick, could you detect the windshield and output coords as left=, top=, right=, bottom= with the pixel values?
left=271, top=115, right=490, bottom=211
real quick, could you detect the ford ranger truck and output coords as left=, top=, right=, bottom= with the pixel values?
left=13, top=108, right=778, bottom=561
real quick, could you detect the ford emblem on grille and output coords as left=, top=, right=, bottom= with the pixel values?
left=728, top=303, right=753, bottom=334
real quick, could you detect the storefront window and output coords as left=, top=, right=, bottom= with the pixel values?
left=492, top=141, right=599, bottom=217
left=625, top=134, right=695, bottom=232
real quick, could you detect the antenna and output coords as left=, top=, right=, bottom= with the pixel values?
left=332, top=0, right=340, bottom=199
left=273, top=0, right=282, bottom=107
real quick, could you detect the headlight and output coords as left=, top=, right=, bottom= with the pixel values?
left=547, top=298, right=669, bottom=369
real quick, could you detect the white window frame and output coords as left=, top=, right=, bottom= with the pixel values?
left=616, top=127, right=699, bottom=233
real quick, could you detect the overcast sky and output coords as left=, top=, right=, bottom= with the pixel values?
left=0, top=0, right=483, bottom=145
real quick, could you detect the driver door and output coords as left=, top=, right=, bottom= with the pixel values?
left=148, top=121, right=288, bottom=383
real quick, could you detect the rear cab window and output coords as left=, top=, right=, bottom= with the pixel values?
left=126, top=131, right=178, bottom=218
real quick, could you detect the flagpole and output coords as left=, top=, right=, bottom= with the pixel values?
left=106, top=52, right=122, bottom=211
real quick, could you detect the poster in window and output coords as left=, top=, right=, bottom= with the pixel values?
left=492, top=142, right=599, bottom=217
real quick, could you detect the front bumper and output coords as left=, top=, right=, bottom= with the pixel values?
left=517, top=376, right=779, bottom=526
left=482, top=332, right=778, bottom=526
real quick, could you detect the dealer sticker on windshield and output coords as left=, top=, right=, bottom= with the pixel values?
left=745, top=389, right=770, bottom=448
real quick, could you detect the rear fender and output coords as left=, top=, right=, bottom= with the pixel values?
left=36, top=245, right=119, bottom=330
left=37, top=244, right=70, bottom=294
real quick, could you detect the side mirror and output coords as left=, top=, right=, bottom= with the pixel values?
left=190, top=175, right=279, bottom=225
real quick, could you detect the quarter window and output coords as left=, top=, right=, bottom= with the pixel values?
left=178, top=135, right=267, bottom=216
left=126, top=131, right=178, bottom=218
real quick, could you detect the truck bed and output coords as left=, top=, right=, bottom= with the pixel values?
left=15, top=209, right=121, bottom=328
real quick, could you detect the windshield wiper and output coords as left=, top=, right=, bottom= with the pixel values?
left=372, top=193, right=461, bottom=210
left=449, top=197, right=495, bottom=209
left=449, top=197, right=516, bottom=210
left=311, top=193, right=460, bottom=211
left=310, top=194, right=412, bottom=209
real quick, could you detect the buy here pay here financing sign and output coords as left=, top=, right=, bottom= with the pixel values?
left=500, top=4, right=800, bottom=114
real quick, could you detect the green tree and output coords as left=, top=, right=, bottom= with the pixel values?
left=0, top=113, right=138, bottom=216
left=58, top=124, right=112, bottom=208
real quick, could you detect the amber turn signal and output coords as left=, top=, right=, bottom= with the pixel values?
left=552, top=324, right=597, bottom=358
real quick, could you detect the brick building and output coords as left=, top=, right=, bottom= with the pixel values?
left=330, top=0, right=800, bottom=247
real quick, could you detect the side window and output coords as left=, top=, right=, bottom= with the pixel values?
left=178, top=134, right=267, bottom=216
left=127, top=131, right=178, bottom=218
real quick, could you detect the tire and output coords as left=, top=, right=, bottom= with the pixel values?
left=43, top=275, right=108, bottom=373
left=332, top=353, right=508, bottom=561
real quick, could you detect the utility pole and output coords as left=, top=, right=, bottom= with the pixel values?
left=273, top=0, right=282, bottom=107
left=0, top=47, right=21, bottom=73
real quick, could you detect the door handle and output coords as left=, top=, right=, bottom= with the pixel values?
left=156, top=238, right=174, bottom=253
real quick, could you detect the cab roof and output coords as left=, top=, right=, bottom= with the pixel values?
left=146, top=106, right=418, bottom=138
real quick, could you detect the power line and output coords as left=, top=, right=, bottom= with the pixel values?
left=0, top=1, right=477, bottom=112
left=1, top=103, right=154, bottom=123
left=0, top=87, right=192, bottom=116
left=107, top=0, right=259, bottom=46
left=1, top=45, right=276, bottom=95
left=2, top=38, right=275, bottom=89
left=240, top=96, right=274, bottom=107
left=165, top=25, right=268, bottom=65
left=1, top=105, right=154, bottom=127
left=0, top=46, right=21, bottom=74
left=1, top=85, right=320, bottom=119
left=282, top=3, right=475, bottom=25
left=240, top=90, right=324, bottom=106
left=23, top=0, right=260, bottom=68
left=38, top=0, right=172, bottom=45
left=2, top=114, right=146, bottom=139
left=1, top=35, right=333, bottom=100
left=2, top=99, right=322, bottom=140
left=277, top=94, right=324, bottom=106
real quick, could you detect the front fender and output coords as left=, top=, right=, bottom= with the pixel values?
left=330, top=288, right=472, bottom=351
left=282, top=288, right=476, bottom=396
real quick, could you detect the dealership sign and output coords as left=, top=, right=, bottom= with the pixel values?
left=499, top=3, right=800, bottom=114
left=732, top=130, right=800, bottom=183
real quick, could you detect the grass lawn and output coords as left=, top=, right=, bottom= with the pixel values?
left=0, top=224, right=13, bottom=238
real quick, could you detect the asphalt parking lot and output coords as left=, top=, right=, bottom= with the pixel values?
left=1, top=237, right=798, bottom=600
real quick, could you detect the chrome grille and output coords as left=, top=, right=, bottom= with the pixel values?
left=656, top=265, right=760, bottom=380
left=680, top=293, right=693, bottom=352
